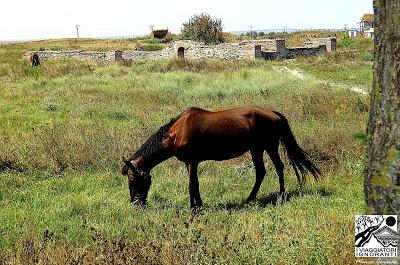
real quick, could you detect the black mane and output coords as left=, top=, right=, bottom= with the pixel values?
left=122, top=115, right=180, bottom=174
left=132, top=117, right=178, bottom=160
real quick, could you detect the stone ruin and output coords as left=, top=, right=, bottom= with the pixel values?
left=25, top=38, right=336, bottom=61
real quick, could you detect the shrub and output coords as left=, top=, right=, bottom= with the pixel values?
left=163, top=33, right=176, bottom=43
left=181, top=13, right=225, bottom=44
left=338, top=32, right=353, bottom=47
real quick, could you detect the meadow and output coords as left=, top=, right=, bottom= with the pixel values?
left=0, top=36, right=373, bottom=264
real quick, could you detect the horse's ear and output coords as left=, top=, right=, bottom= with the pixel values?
left=123, top=158, right=138, bottom=172
left=122, top=157, right=137, bottom=175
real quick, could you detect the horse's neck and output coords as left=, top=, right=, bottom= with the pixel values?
left=134, top=135, right=175, bottom=172
left=134, top=153, right=172, bottom=173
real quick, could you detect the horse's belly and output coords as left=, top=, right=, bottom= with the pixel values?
left=188, top=135, right=252, bottom=161
left=205, top=148, right=248, bottom=161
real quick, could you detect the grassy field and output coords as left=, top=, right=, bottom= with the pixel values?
left=0, top=37, right=373, bottom=264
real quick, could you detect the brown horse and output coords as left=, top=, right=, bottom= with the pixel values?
left=30, top=53, right=40, bottom=67
left=122, top=107, right=320, bottom=208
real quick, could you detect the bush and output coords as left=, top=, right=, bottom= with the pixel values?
left=338, top=32, right=354, bottom=47
left=181, top=13, right=225, bottom=44
left=163, top=33, right=176, bottom=43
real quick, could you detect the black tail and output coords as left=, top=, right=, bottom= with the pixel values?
left=273, top=111, right=320, bottom=185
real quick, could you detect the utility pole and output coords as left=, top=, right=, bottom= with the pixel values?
left=75, top=25, right=80, bottom=43
left=249, top=25, right=253, bottom=40
left=149, top=25, right=154, bottom=38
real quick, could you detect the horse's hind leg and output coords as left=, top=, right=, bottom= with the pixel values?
left=265, top=142, right=285, bottom=196
left=186, top=162, right=202, bottom=208
left=246, top=149, right=266, bottom=203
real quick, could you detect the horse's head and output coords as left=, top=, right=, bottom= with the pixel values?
left=122, top=158, right=152, bottom=206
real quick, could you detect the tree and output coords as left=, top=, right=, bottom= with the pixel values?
left=365, top=0, right=400, bottom=215
left=181, top=13, right=224, bottom=44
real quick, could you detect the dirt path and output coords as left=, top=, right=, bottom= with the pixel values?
left=274, top=66, right=369, bottom=95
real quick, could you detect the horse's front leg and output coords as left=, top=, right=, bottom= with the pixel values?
left=246, top=149, right=266, bottom=203
left=186, top=162, right=202, bottom=208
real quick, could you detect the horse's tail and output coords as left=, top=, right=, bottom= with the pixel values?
left=273, top=111, right=320, bottom=184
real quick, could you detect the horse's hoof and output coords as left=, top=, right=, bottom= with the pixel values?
left=131, top=199, right=146, bottom=208
left=245, top=198, right=256, bottom=204
left=278, top=192, right=287, bottom=202
left=190, top=204, right=203, bottom=212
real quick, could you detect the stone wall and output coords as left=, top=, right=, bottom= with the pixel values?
left=261, top=38, right=335, bottom=60
left=286, top=45, right=327, bottom=59
left=26, top=37, right=336, bottom=62
left=171, top=41, right=257, bottom=60
left=240, top=40, right=278, bottom=51
left=28, top=50, right=116, bottom=61
left=302, top=37, right=336, bottom=52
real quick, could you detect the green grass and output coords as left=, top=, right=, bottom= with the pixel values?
left=0, top=38, right=372, bottom=264
left=1, top=164, right=364, bottom=264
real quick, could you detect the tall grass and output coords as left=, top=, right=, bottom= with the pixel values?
left=0, top=59, right=368, bottom=174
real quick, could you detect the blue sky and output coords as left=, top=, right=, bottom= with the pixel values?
left=0, top=0, right=373, bottom=40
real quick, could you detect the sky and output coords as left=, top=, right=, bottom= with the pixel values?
left=0, top=0, right=373, bottom=41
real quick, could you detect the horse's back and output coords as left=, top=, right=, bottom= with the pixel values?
left=169, top=107, right=284, bottom=161
left=174, top=106, right=282, bottom=132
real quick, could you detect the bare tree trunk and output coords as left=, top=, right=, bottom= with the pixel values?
left=365, top=0, right=400, bottom=214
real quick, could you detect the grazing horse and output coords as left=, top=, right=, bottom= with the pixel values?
left=30, top=53, right=40, bottom=67
left=122, top=107, right=320, bottom=208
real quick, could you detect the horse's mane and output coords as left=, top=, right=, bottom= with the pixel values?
left=132, top=117, right=178, bottom=160
left=122, top=115, right=180, bottom=175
